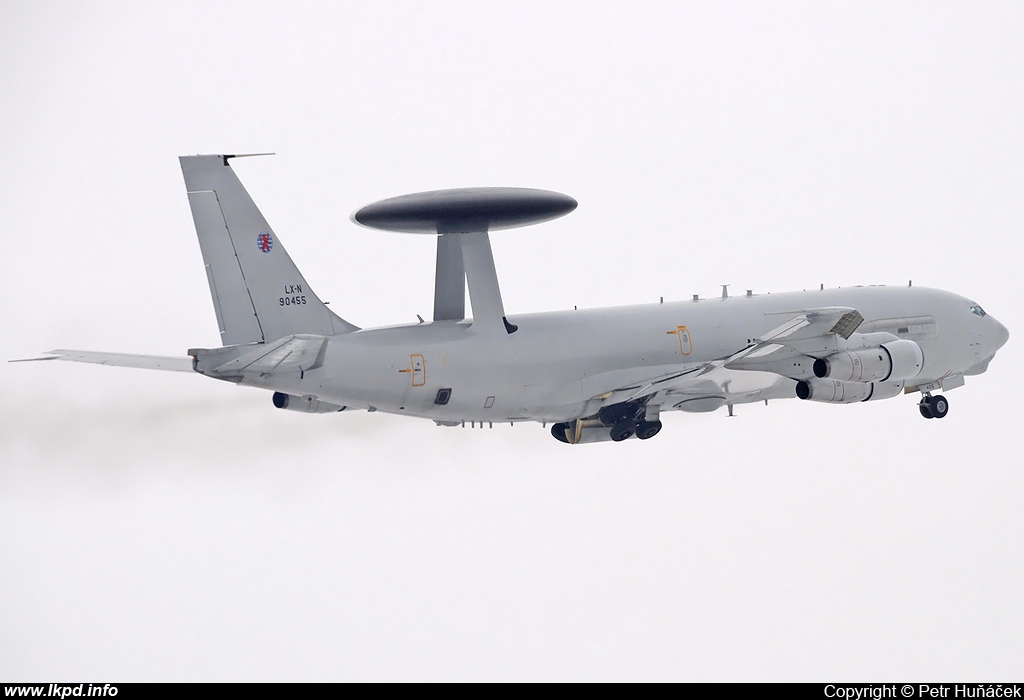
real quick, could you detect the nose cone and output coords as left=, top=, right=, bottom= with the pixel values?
left=966, top=315, right=1009, bottom=377
left=993, top=317, right=1010, bottom=351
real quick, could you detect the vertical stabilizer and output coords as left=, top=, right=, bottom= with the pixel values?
left=180, top=155, right=357, bottom=346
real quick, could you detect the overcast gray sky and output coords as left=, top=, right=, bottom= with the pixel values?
left=2, top=0, right=1022, bottom=681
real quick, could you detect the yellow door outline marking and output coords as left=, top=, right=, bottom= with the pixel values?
left=666, top=326, right=693, bottom=355
left=410, top=354, right=426, bottom=386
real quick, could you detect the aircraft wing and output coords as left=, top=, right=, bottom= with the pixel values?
left=759, top=306, right=863, bottom=343
left=11, top=350, right=195, bottom=372
left=725, top=306, right=864, bottom=364
left=587, top=306, right=865, bottom=410
left=723, top=306, right=864, bottom=369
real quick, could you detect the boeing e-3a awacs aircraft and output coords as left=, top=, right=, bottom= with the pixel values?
left=17, top=155, right=1009, bottom=444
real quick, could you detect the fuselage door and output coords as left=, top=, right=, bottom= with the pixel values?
left=677, top=326, right=692, bottom=355
left=411, top=354, right=426, bottom=386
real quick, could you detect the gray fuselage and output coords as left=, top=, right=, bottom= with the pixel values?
left=253, top=285, right=1008, bottom=424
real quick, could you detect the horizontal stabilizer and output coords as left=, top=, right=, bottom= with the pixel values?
left=191, top=334, right=328, bottom=377
left=11, top=350, right=195, bottom=373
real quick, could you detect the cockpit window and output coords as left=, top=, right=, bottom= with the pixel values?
left=970, top=304, right=987, bottom=317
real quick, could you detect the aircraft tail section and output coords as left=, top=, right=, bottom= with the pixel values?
left=180, top=155, right=357, bottom=346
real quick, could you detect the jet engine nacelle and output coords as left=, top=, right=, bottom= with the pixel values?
left=796, top=378, right=905, bottom=404
left=813, top=339, right=923, bottom=383
left=272, top=392, right=346, bottom=413
left=551, top=418, right=619, bottom=444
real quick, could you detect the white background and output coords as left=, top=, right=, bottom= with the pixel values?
left=2, top=1, right=1021, bottom=681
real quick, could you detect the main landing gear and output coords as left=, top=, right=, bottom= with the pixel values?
left=609, top=419, right=663, bottom=442
left=601, top=399, right=662, bottom=442
left=918, top=394, right=949, bottom=419
left=550, top=398, right=664, bottom=443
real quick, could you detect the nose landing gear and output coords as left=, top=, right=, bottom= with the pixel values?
left=919, top=394, right=949, bottom=419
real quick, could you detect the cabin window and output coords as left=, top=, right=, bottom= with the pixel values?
left=970, top=304, right=987, bottom=317
left=434, top=388, right=452, bottom=405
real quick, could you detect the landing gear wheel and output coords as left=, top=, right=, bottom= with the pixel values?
left=919, top=402, right=934, bottom=419
left=928, top=394, right=949, bottom=419
left=636, top=420, right=663, bottom=440
left=610, top=421, right=636, bottom=442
